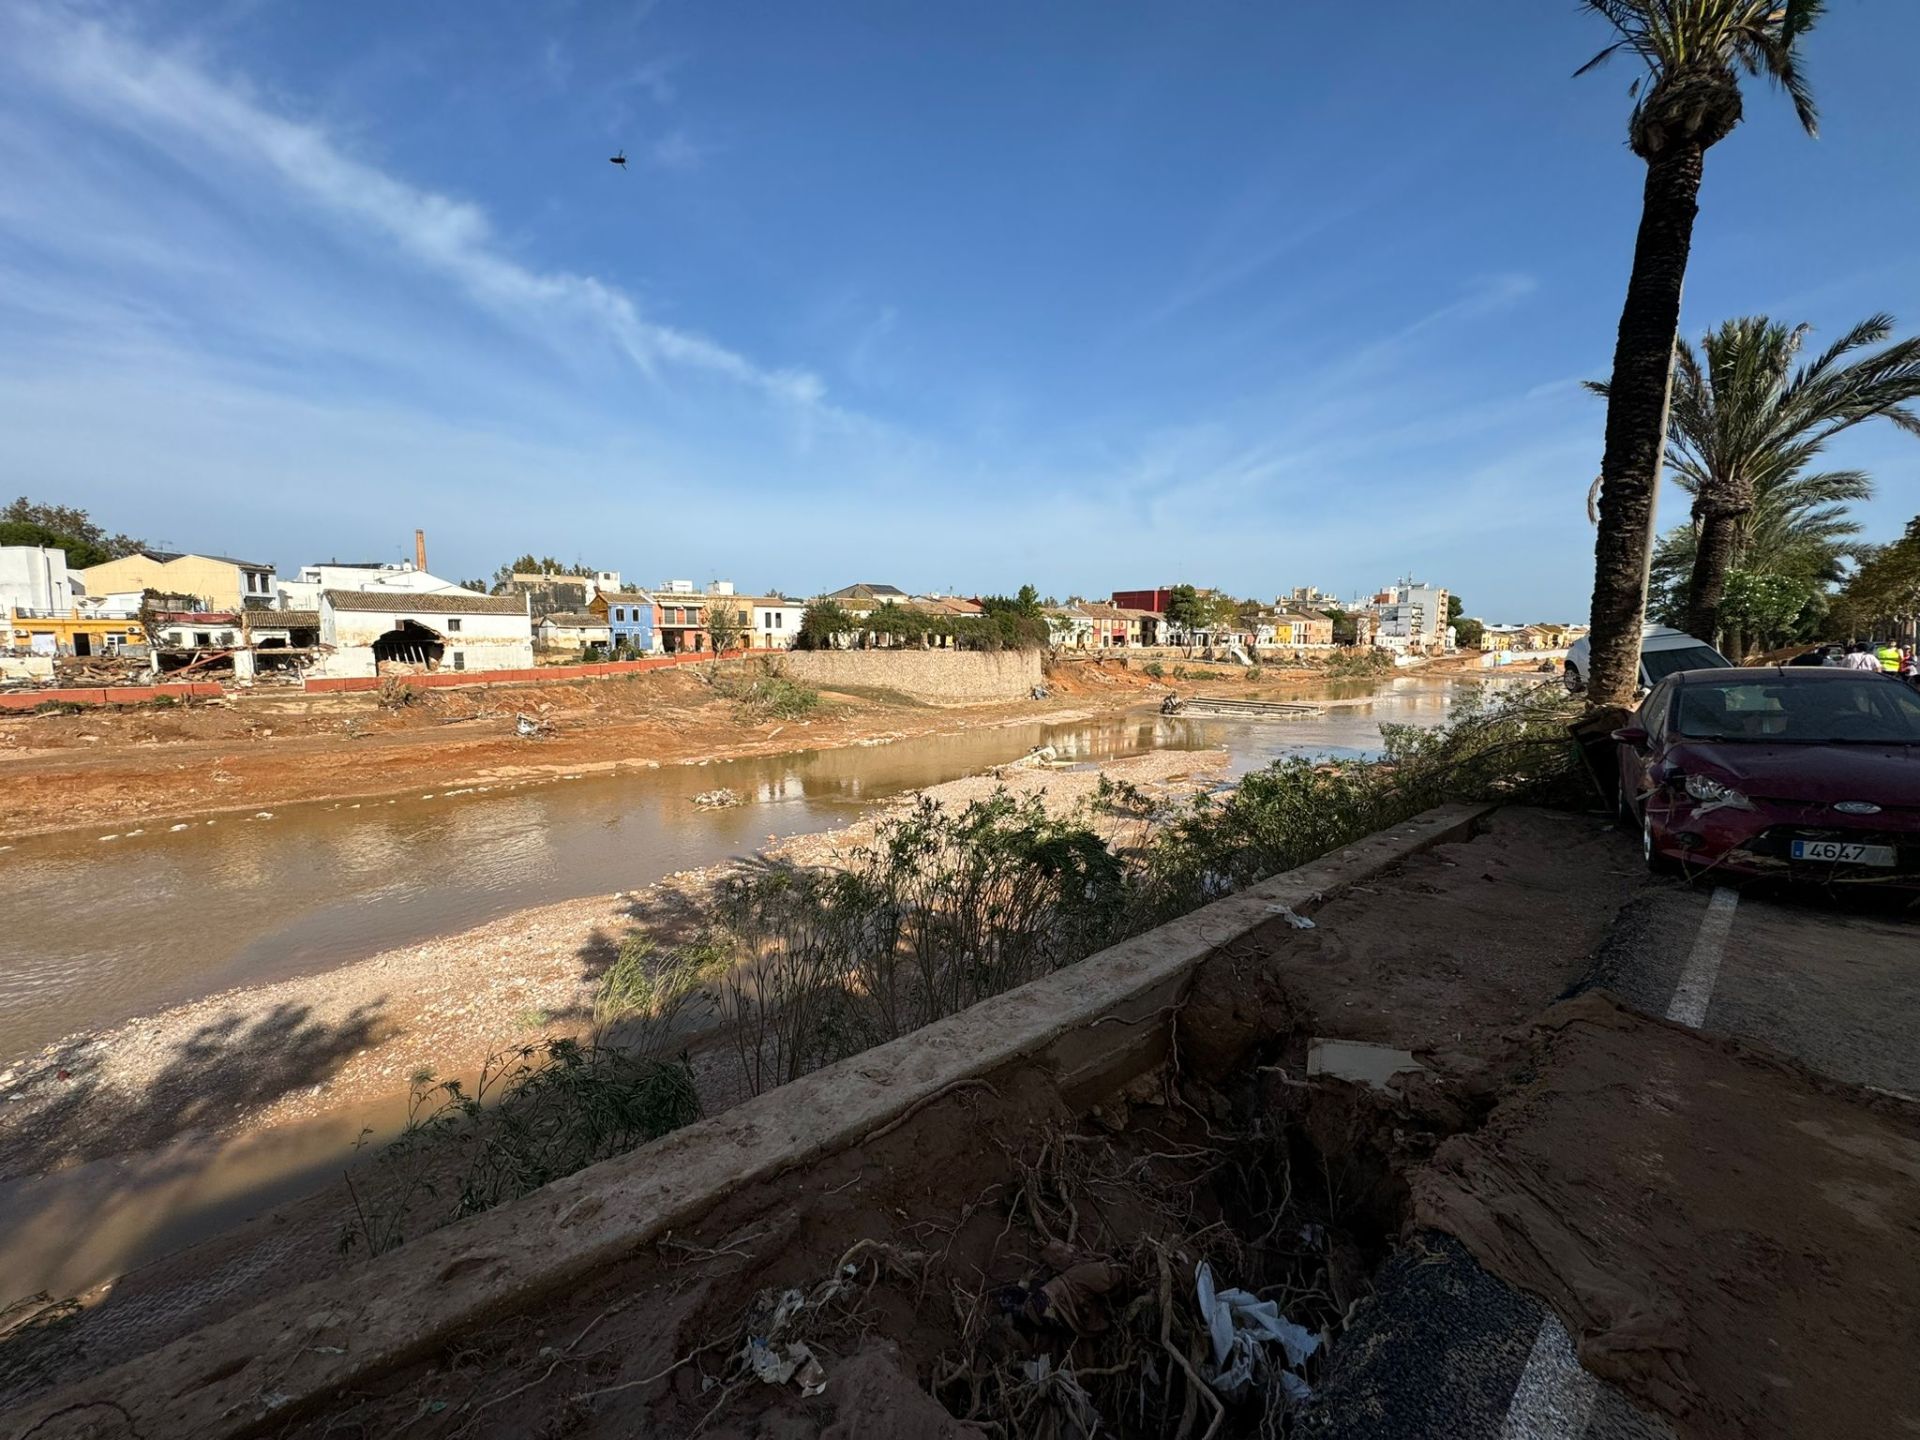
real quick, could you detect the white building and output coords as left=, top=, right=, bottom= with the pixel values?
left=280, top=561, right=468, bottom=610
left=537, top=611, right=612, bottom=652
left=0, top=545, right=74, bottom=617
left=1368, top=580, right=1452, bottom=654
left=315, top=589, right=533, bottom=679
left=1044, top=605, right=1096, bottom=650
left=748, top=596, right=803, bottom=650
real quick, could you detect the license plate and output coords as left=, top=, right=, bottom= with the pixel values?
left=1792, top=839, right=1896, bottom=866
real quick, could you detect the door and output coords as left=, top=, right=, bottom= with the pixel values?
left=74, top=633, right=92, bottom=657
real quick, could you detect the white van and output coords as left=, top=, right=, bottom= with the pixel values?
left=1563, top=624, right=1732, bottom=695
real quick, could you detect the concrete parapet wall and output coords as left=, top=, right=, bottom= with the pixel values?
left=774, top=647, right=1042, bottom=702
left=0, top=682, right=224, bottom=712
left=6, top=802, right=1493, bottom=1440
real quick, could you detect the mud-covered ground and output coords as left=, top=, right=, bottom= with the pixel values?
left=0, top=654, right=1385, bottom=839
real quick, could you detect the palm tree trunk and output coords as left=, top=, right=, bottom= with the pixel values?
left=1685, top=506, right=1742, bottom=646
left=1587, top=143, right=1705, bottom=708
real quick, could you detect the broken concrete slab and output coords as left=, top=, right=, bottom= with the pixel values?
left=1308, top=1038, right=1427, bottom=1091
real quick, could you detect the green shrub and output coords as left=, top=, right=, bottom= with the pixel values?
left=338, top=941, right=710, bottom=1256
left=1141, top=661, right=1165, bottom=679
left=714, top=660, right=822, bottom=721
left=1325, top=648, right=1395, bottom=679
left=1246, top=665, right=1264, bottom=682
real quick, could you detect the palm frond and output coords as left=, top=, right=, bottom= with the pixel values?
left=1575, top=0, right=1822, bottom=137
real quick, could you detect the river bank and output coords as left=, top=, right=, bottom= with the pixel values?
left=0, top=659, right=1156, bottom=840
left=0, top=654, right=1489, bottom=841
left=0, top=745, right=1230, bottom=1184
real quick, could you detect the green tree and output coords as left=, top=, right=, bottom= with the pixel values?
left=1598, top=314, right=1920, bottom=647
left=1835, top=517, right=1920, bottom=638
left=1446, top=595, right=1464, bottom=624
left=1453, top=616, right=1486, bottom=649
left=1205, top=594, right=1243, bottom=631
left=1324, top=607, right=1358, bottom=646
left=1163, top=584, right=1204, bottom=632
left=1716, top=569, right=1815, bottom=653
left=1, top=497, right=147, bottom=568
left=703, top=594, right=749, bottom=657
left=1575, top=0, right=1821, bottom=708
left=795, top=600, right=854, bottom=650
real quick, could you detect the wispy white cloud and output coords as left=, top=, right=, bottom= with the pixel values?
left=1, top=4, right=825, bottom=409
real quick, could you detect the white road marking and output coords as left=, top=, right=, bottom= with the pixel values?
left=1500, top=1313, right=1599, bottom=1439
left=1666, top=887, right=1739, bottom=1028
left=1497, top=887, right=1740, bottom=1439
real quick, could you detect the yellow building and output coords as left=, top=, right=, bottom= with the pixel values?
left=4, top=608, right=146, bottom=657
left=76, top=551, right=276, bottom=611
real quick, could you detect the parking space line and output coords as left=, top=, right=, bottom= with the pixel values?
left=1666, top=887, right=1739, bottom=1028
left=1499, top=1313, right=1599, bottom=1439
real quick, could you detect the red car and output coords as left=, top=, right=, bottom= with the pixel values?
left=1614, top=667, right=1920, bottom=884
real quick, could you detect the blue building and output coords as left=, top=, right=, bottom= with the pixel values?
left=592, top=590, right=657, bottom=655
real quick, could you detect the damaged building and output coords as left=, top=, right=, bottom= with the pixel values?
left=315, top=589, right=534, bottom=679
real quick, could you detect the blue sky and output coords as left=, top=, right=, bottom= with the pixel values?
left=1, top=0, right=1915, bottom=621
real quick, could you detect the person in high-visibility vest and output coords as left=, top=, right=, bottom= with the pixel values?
left=1878, top=642, right=1902, bottom=674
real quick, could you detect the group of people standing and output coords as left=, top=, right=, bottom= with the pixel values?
left=1837, top=640, right=1916, bottom=677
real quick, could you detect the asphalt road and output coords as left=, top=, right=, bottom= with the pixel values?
left=1306, top=831, right=1916, bottom=1439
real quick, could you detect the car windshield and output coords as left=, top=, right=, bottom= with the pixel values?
left=1671, top=677, right=1920, bottom=743
left=1642, top=645, right=1732, bottom=683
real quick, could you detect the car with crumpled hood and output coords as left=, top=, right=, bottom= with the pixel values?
left=1613, top=667, right=1920, bottom=884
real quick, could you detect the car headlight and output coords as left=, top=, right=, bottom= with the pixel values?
left=1684, top=774, right=1751, bottom=807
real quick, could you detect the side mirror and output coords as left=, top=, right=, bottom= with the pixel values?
left=1612, top=725, right=1650, bottom=749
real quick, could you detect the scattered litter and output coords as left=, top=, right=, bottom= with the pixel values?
left=169, top=823, right=189, bottom=832
left=1265, top=904, right=1316, bottom=929
left=1306, top=1038, right=1425, bottom=1091
left=693, top=788, right=743, bottom=809
left=514, top=713, right=553, bottom=739
left=99, top=834, right=119, bottom=843
left=1000, top=1242, right=1123, bottom=1335
left=253, top=811, right=274, bottom=820
left=741, top=1285, right=831, bottom=1395
left=1194, top=1259, right=1319, bottom=1400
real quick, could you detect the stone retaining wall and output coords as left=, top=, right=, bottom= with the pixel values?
left=774, top=647, right=1041, bottom=702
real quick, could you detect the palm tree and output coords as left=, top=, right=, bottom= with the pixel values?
left=1595, top=313, right=1920, bottom=646
left=1647, top=464, right=1869, bottom=651
left=1673, top=316, right=1920, bottom=641
left=1576, top=0, right=1821, bottom=707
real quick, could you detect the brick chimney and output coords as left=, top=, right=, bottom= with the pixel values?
left=414, top=529, right=428, bottom=572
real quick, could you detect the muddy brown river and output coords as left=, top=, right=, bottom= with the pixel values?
left=0, top=678, right=1476, bottom=1066
left=0, top=677, right=1497, bottom=1306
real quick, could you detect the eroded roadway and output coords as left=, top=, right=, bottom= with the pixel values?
left=1305, top=835, right=1919, bottom=1440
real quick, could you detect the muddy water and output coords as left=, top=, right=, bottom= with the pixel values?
left=0, top=678, right=1468, bottom=1066
left=0, top=677, right=1481, bottom=1305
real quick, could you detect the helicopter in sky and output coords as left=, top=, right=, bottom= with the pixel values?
left=609, top=150, right=627, bottom=170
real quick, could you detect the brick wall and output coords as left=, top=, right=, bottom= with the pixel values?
left=774, top=648, right=1042, bottom=702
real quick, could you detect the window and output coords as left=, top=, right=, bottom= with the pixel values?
left=448, top=617, right=462, bottom=633
left=1642, top=645, right=1733, bottom=683
left=451, top=652, right=465, bottom=671
left=194, top=631, right=211, bottom=646
left=614, top=607, right=626, bottom=623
